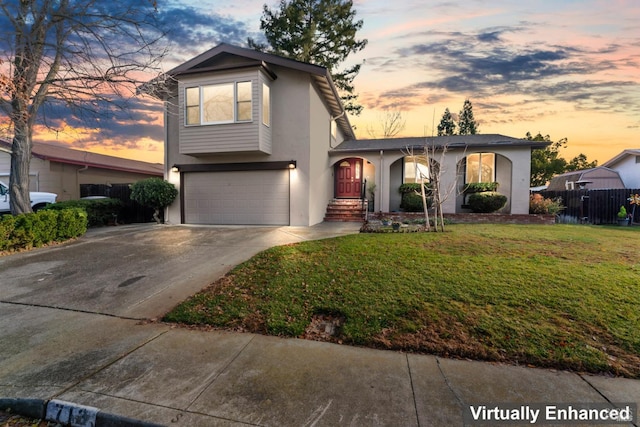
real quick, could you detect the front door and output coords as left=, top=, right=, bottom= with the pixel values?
left=335, top=158, right=362, bottom=198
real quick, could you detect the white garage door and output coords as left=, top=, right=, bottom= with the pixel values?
left=183, top=170, right=290, bottom=225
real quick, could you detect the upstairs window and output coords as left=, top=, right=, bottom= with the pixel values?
left=185, top=81, right=252, bottom=126
left=465, top=153, right=495, bottom=183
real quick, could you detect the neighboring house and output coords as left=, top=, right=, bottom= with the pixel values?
left=601, top=149, right=640, bottom=189
left=147, top=43, right=548, bottom=226
left=546, top=167, right=625, bottom=191
left=0, top=139, right=163, bottom=201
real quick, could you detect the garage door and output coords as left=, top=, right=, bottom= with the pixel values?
left=183, top=170, right=290, bottom=225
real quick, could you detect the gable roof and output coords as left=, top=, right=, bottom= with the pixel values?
left=0, top=139, right=163, bottom=176
left=331, top=134, right=550, bottom=152
left=148, top=43, right=355, bottom=139
left=601, top=149, right=640, bottom=168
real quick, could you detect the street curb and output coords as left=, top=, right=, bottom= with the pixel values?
left=1, top=397, right=165, bottom=427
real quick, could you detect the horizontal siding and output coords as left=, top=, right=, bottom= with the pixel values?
left=178, top=70, right=266, bottom=155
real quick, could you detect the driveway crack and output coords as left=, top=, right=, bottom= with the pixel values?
left=0, top=300, right=148, bottom=321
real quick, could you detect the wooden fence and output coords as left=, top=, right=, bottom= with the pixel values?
left=80, top=183, right=155, bottom=224
left=539, top=188, right=640, bottom=224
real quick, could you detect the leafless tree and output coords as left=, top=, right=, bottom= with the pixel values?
left=0, top=0, right=166, bottom=214
left=366, top=109, right=406, bottom=138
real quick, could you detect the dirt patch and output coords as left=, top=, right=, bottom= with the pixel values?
left=303, top=313, right=346, bottom=343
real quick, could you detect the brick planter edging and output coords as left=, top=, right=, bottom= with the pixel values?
left=369, top=212, right=556, bottom=225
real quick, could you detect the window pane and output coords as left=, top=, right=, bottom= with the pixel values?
left=481, top=153, right=495, bottom=182
left=185, top=87, right=200, bottom=125
left=186, top=106, right=200, bottom=125
left=404, top=156, right=430, bottom=184
left=466, top=153, right=480, bottom=183
left=262, top=84, right=270, bottom=126
left=186, top=87, right=199, bottom=106
left=237, top=82, right=252, bottom=122
left=202, top=84, right=233, bottom=123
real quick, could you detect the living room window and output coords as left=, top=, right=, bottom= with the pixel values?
left=185, top=81, right=253, bottom=126
left=404, top=156, right=430, bottom=183
left=465, top=153, right=495, bottom=183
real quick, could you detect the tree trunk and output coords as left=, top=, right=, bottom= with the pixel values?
left=9, top=123, right=33, bottom=215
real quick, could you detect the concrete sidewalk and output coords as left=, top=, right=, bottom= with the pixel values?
left=1, top=223, right=639, bottom=426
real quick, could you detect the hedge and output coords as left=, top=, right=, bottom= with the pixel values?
left=467, top=192, right=508, bottom=213
left=44, top=198, right=122, bottom=227
left=0, top=208, right=87, bottom=252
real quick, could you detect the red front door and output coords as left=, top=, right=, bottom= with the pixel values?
left=335, top=158, right=362, bottom=198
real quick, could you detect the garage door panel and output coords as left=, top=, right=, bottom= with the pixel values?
left=184, top=170, right=290, bottom=225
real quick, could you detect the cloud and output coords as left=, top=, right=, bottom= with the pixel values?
left=363, top=23, right=640, bottom=119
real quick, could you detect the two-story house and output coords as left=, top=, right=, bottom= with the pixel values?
left=148, top=43, right=547, bottom=226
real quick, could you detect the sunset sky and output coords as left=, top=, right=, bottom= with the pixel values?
left=14, top=0, right=640, bottom=166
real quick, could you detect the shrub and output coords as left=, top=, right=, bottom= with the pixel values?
left=0, top=208, right=87, bottom=252
left=130, top=178, right=178, bottom=223
left=529, top=194, right=564, bottom=215
left=45, top=198, right=121, bottom=227
left=464, top=182, right=499, bottom=193
left=399, top=183, right=432, bottom=212
left=467, top=192, right=507, bottom=213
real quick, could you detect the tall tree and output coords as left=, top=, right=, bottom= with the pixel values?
left=526, top=132, right=597, bottom=187
left=0, top=0, right=165, bottom=214
left=248, top=0, right=367, bottom=115
left=457, top=99, right=478, bottom=135
left=436, top=107, right=456, bottom=136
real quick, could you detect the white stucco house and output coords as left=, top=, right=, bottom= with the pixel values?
left=601, top=149, right=640, bottom=189
left=147, top=43, right=547, bottom=226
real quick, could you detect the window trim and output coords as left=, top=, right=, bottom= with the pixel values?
left=184, top=80, right=254, bottom=127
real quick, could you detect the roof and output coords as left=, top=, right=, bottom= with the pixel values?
left=546, top=166, right=625, bottom=191
left=145, top=43, right=355, bottom=139
left=0, top=139, right=163, bottom=176
left=331, top=134, right=550, bottom=152
left=601, top=149, right=640, bottom=168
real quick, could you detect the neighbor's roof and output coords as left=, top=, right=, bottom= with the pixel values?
left=145, top=43, right=355, bottom=140
left=331, top=134, right=550, bottom=152
left=601, top=149, right=640, bottom=168
left=546, top=166, right=625, bottom=191
left=0, top=139, right=163, bottom=176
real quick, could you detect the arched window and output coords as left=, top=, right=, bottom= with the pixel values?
left=465, top=153, right=495, bottom=183
left=404, top=156, right=430, bottom=183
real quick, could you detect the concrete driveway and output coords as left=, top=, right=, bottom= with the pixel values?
left=0, top=223, right=361, bottom=320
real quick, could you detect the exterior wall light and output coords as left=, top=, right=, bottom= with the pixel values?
left=171, top=165, right=180, bottom=173
left=288, top=160, right=297, bottom=169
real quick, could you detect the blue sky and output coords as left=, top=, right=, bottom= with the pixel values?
left=4, top=0, right=639, bottom=164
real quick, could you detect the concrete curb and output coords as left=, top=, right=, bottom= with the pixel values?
left=0, top=398, right=165, bottom=427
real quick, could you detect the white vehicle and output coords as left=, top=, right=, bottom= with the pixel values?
left=0, top=180, right=57, bottom=213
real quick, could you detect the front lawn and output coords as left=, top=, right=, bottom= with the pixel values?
left=164, top=224, right=640, bottom=378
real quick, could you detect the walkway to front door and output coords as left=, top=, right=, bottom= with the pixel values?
left=335, top=158, right=362, bottom=198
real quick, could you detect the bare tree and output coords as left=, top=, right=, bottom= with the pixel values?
left=0, top=0, right=166, bottom=214
left=404, top=142, right=465, bottom=232
left=367, top=109, right=406, bottom=138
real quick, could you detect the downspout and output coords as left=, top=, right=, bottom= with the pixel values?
left=76, top=164, right=88, bottom=199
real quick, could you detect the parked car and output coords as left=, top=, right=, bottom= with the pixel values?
left=0, top=180, right=57, bottom=213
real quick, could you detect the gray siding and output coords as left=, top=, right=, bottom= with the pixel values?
left=178, top=69, right=272, bottom=155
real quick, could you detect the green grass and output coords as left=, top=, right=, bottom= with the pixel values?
left=163, top=224, right=640, bottom=378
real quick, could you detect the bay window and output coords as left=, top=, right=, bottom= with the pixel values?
left=185, top=81, right=253, bottom=126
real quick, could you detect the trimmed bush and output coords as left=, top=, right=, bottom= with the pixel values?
left=464, top=182, right=499, bottom=193
left=0, top=208, right=87, bottom=252
left=399, top=183, right=432, bottom=212
left=130, top=178, right=178, bottom=224
left=45, top=198, right=122, bottom=227
left=467, top=191, right=507, bottom=213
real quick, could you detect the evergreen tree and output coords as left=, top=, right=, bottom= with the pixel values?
left=457, top=99, right=479, bottom=135
left=248, top=0, right=367, bottom=115
left=437, top=108, right=456, bottom=136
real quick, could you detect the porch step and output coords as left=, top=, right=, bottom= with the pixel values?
left=324, top=199, right=368, bottom=222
